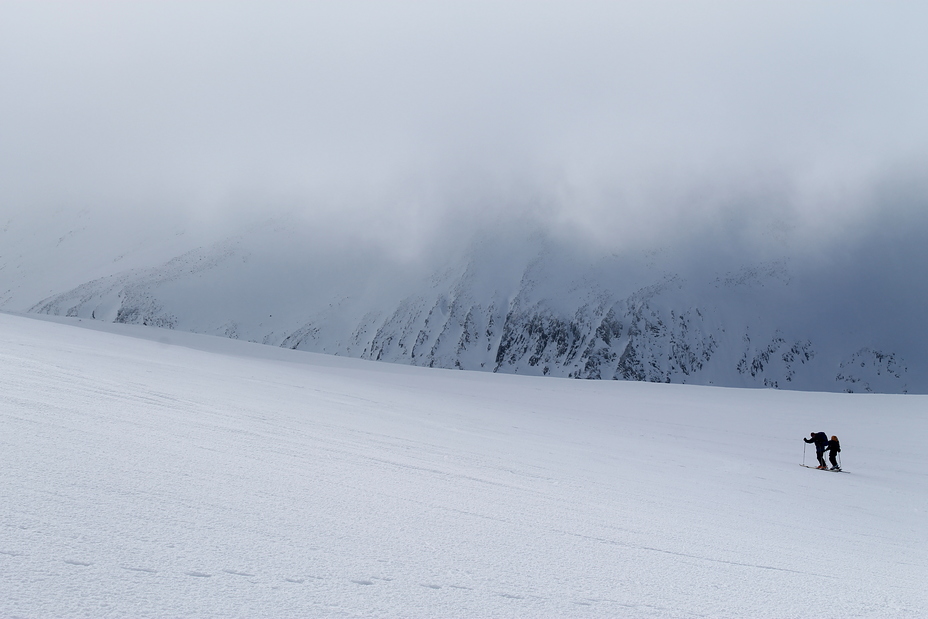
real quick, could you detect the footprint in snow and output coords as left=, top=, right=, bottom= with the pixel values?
left=223, top=569, right=254, bottom=577
left=63, top=559, right=92, bottom=567
left=121, top=566, right=158, bottom=574
left=420, top=584, right=442, bottom=590
left=351, top=579, right=374, bottom=586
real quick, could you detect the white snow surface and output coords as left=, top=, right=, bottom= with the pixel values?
left=2, top=311, right=926, bottom=618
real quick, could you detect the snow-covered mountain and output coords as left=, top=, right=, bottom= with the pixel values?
left=3, top=209, right=925, bottom=393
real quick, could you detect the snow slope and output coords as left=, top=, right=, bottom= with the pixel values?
left=2, top=312, right=926, bottom=618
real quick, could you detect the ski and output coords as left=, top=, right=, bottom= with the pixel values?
left=800, top=464, right=849, bottom=473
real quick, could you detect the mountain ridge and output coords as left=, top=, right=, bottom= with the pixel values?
left=14, top=219, right=918, bottom=394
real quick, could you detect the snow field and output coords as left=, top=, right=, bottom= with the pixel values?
left=2, top=312, right=926, bottom=618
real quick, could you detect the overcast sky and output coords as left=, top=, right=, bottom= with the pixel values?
left=1, top=1, right=926, bottom=256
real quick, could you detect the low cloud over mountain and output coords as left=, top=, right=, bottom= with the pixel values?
left=2, top=2, right=926, bottom=392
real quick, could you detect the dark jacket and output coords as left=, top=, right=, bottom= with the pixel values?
left=827, top=439, right=841, bottom=453
left=805, top=432, right=828, bottom=451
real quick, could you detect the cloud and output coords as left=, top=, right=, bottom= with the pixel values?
left=1, top=1, right=927, bottom=257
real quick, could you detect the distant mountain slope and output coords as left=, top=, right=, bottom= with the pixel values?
left=19, top=215, right=923, bottom=394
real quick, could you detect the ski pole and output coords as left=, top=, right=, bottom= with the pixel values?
left=803, top=442, right=806, bottom=466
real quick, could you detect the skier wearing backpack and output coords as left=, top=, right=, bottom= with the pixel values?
left=826, top=435, right=841, bottom=470
left=804, top=431, right=829, bottom=469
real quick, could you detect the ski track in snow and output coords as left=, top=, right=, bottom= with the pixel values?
left=1, top=312, right=926, bottom=618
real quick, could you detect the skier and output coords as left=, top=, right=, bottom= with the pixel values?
left=826, top=435, right=841, bottom=470
left=804, top=431, right=829, bottom=469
